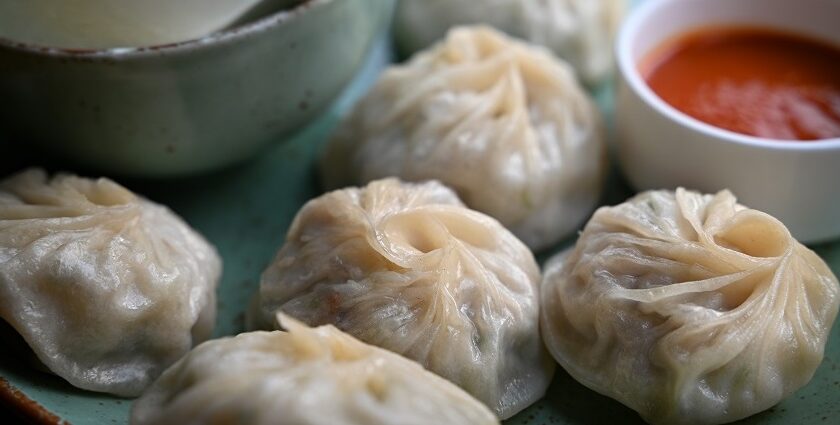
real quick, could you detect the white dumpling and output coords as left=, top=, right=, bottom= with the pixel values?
left=321, top=27, right=605, bottom=251
left=0, top=169, right=221, bottom=396
left=247, top=178, right=554, bottom=419
left=540, top=188, right=840, bottom=425
left=394, top=0, right=627, bottom=84
left=131, top=315, right=500, bottom=425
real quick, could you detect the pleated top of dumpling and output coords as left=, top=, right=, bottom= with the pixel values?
left=541, top=188, right=840, bottom=425
left=249, top=178, right=554, bottom=419
left=322, top=26, right=605, bottom=251
left=394, top=0, right=628, bottom=84
left=131, top=314, right=500, bottom=425
left=0, top=169, right=221, bottom=396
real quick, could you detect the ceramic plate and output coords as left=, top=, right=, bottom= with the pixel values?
left=1, top=1, right=839, bottom=424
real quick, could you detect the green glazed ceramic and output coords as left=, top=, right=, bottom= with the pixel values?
left=0, top=0, right=302, bottom=49
left=0, top=0, right=394, bottom=177
left=0, top=1, right=838, bottom=424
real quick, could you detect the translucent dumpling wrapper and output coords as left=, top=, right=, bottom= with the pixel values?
left=540, top=188, right=840, bottom=425
left=394, top=0, right=628, bottom=84
left=247, top=178, right=554, bottom=419
left=0, top=169, right=221, bottom=396
left=131, top=315, right=500, bottom=425
left=321, top=27, right=605, bottom=251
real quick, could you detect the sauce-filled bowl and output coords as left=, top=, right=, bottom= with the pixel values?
left=616, top=0, right=840, bottom=243
left=0, top=0, right=394, bottom=177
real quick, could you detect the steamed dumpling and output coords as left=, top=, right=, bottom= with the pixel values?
left=321, top=27, right=605, bottom=251
left=247, top=178, right=554, bottom=419
left=394, top=0, right=628, bottom=84
left=0, top=169, right=221, bottom=396
left=131, top=315, right=500, bottom=425
left=540, top=188, right=840, bottom=425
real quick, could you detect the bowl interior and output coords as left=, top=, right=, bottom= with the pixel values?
left=618, top=0, right=840, bottom=147
left=0, top=0, right=302, bottom=50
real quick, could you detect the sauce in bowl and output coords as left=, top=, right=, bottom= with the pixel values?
left=642, top=27, right=840, bottom=141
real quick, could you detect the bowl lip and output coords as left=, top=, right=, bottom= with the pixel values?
left=616, top=0, right=840, bottom=151
left=0, top=0, right=329, bottom=60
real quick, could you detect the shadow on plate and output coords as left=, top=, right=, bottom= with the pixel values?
left=506, top=367, right=646, bottom=425
left=509, top=365, right=789, bottom=425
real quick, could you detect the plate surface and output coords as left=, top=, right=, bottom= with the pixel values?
left=2, top=1, right=839, bottom=424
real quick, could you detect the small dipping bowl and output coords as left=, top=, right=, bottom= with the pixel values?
left=615, top=0, right=840, bottom=243
left=0, top=0, right=394, bottom=177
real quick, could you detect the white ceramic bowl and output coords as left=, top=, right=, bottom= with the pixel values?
left=615, top=0, right=840, bottom=244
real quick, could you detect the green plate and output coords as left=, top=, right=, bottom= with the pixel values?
left=1, top=2, right=839, bottom=424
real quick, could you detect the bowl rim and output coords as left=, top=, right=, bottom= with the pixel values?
left=0, top=0, right=328, bottom=59
left=616, top=0, right=840, bottom=150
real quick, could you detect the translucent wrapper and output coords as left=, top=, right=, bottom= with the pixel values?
left=248, top=178, right=554, bottom=419
left=394, top=0, right=627, bottom=84
left=0, top=169, right=221, bottom=396
left=132, top=315, right=500, bottom=425
left=322, top=27, right=605, bottom=251
left=541, top=188, right=840, bottom=425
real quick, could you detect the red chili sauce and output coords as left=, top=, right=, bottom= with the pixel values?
left=642, top=27, right=840, bottom=141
